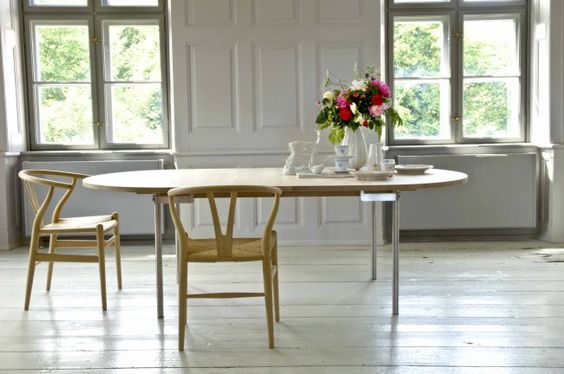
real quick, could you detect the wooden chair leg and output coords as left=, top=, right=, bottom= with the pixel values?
left=96, top=225, right=107, bottom=311
left=24, top=231, right=40, bottom=311
left=262, top=259, right=275, bottom=348
left=272, top=244, right=280, bottom=322
left=46, top=234, right=57, bottom=291
left=113, top=214, right=122, bottom=290
left=178, top=257, right=188, bottom=351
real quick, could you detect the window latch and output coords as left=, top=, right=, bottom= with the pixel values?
left=452, top=116, right=461, bottom=122
left=452, top=32, right=462, bottom=39
left=94, top=121, right=105, bottom=128
left=92, top=37, right=103, bottom=44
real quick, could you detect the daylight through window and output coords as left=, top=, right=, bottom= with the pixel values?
left=23, top=0, right=168, bottom=150
left=387, top=0, right=527, bottom=144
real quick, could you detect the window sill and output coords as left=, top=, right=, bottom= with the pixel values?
left=387, top=142, right=538, bottom=155
left=21, top=149, right=174, bottom=157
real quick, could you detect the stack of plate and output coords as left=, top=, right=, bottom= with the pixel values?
left=353, top=170, right=393, bottom=181
left=395, top=164, right=433, bottom=175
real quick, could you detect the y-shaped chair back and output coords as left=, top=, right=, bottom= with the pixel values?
left=19, top=169, right=89, bottom=233
left=168, top=185, right=281, bottom=260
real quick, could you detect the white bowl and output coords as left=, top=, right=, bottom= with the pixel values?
left=334, top=157, right=350, bottom=172
left=334, top=145, right=350, bottom=157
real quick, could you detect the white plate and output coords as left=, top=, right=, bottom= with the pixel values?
left=395, top=164, right=433, bottom=174
left=331, top=169, right=353, bottom=174
left=297, top=172, right=354, bottom=179
left=353, top=171, right=393, bottom=181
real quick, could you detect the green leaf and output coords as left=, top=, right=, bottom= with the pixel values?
left=315, top=109, right=327, bottom=125
left=328, top=127, right=345, bottom=145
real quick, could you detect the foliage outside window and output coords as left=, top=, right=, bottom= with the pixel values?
left=387, top=0, right=527, bottom=144
left=23, top=0, right=167, bottom=150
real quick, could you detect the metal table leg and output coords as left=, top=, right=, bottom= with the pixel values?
left=153, top=195, right=164, bottom=319
left=370, top=201, right=377, bottom=280
left=392, top=192, right=400, bottom=315
left=360, top=191, right=401, bottom=315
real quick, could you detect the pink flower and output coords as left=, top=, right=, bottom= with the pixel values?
left=371, top=80, right=391, bottom=98
left=369, top=105, right=384, bottom=117
left=336, top=95, right=348, bottom=109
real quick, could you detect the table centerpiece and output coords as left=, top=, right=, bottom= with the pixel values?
left=315, top=66, right=402, bottom=170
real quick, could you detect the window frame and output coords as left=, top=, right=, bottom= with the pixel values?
left=457, top=9, right=527, bottom=143
left=387, top=11, right=457, bottom=145
left=25, top=15, right=99, bottom=150
left=386, top=0, right=529, bottom=145
left=95, top=14, right=169, bottom=150
left=22, top=0, right=169, bottom=150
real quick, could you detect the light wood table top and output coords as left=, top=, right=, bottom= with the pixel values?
left=83, top=168, right=468, bottom=197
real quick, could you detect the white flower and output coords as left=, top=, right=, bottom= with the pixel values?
left=350, top=102, right=358, bottom=114
left=354, top=113, right=364, bottom=124
left=322, top=91, right=335, bottom=101
left=351, top=79, right=367, bottom=91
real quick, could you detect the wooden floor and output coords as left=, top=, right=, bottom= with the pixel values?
left=1, top=241, right=564, bottom=373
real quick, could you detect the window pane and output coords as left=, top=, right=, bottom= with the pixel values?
left=394, top=80, right=450, bottom=140
left=463, top=78, right=520, bottom=138
left=394, top=19, right=448, bottom=78
left=37, top=85, right=94, bottom=145
left=102, top=0, right=158, bottom=6
left=30, top=0, right=87, bottom=6
left=107, top=84, right=163, bottom=144
left=107, top=24, right=161, bottom=81
left=464, top=18, right=519, bottom=76
left=35, top=24, right=90, bottom=82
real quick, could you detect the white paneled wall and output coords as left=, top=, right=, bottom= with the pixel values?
left=171, top=0, right=380, bottom=153
left=169, top=0, right=384, bottom=245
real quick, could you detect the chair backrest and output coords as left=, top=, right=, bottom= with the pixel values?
left=168, top=185, right=281, bottom=259
left=19, top=169, right=90, bottom=230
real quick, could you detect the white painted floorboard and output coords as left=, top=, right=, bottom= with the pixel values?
left=1, top=242, right=564, bottom=372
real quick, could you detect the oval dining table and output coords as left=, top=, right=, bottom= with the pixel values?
left=83, top=167, right=468, bottom=319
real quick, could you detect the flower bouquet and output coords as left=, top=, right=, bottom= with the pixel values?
left=315, top=66, right=402, bottom=144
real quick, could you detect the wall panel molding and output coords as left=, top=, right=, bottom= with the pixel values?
left=319, top=197, right=364, bottom=226
left=255, top=197, right=303, bottom=228
left=252, top=42, right=303, bottom=132
left=251, top=0, right=301, bottom=25
left=185, top=0, right=235, bottom=27
left=316, top=0, right=364, bottom=25
left=316, top=41, right=366, bottom=91
left=187, top=43, right=238, bottom=133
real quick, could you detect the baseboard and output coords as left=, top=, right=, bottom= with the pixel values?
left=399, top=228, right=539, bottom=242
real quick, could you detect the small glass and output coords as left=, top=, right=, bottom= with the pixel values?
left=366, top=144, right=377, bottom=171
left=381, top=159, right=396, bottom=175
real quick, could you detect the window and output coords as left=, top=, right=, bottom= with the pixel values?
left=387, top=0, right=527, bottom=144
left=23, top=0, right=168, bottom=150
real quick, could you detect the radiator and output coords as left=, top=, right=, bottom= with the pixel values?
left=22, top=160, right=164, bottom=236
left=397, top=153, right=537, bottom=230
